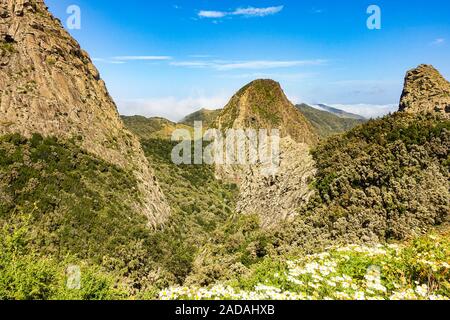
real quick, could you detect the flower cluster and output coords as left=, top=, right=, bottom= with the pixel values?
left=158, top=234, right=449, bottom=300
left=159, top=284, right=304, bottom=300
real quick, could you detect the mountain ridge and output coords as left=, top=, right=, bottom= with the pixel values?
left=0, top=0, right=170, bottom=226
left=122, top=115, right=192, bottom=140
left=179, top=108, right=222, bottom=128
left=313, top=103, right=366, bottom=120
left=399, top=64, right=450, bottom=118
left=296, top=104, right=367, bottom=137
left=209, top=79, right=319, bottom=228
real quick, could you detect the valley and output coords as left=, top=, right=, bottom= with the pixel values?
left=0, top=0, right=448, bottom=301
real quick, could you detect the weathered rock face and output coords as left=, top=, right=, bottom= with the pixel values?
left=236, top=137, right=316, bottom=229
left=214, top=79, right=318, bottom=228
left=0, top=0, right=170, bottom=226
left=399, top=64, right=450, bottom=118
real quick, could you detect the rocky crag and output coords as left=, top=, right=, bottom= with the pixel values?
left=0, top=0, right=170, bottom=226
left=399, top=64, right=450, bottom=118
left=213, top=80, right=319, bottom=228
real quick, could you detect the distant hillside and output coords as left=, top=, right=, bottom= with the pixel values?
left=296, top=104, right=367, bottom=137
left=179, top=109, right=222, bottom=128
left=121, top=115, right=192, bottom=140
left=313, top=104, right=366, bottom=120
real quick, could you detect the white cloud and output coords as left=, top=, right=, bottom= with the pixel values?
left=92, top=58, right=125, bottom=65
left=198, top=10, right=227, bottom=18
left=113, top=56, right=172, bottom=61
left=233, top=6, right=284, bottom=17
left=117, top=95, right=229, bottom=122
left=170, top=59, right=326, bottom=70
left=117, top=98, right=397, bottom=121
left=431, top=38, right=445, bottom=46
left=311, top=8, right=324, bottom=14
left=325, top=103, right=398, bottom=119
left=198, top=6, right=284, bottom=19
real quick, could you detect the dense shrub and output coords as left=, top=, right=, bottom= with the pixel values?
left=0, top=215, right=124, bottom=300
left=0, top=133, right=239, bottom=289
left=273, top=113, right=449, bottom=254
left=183, top=215, right=273, bottom=286
left=0, top=134, right=167, bottom=290
left=159, top=228, right=450, bottom=300
left=140, top=139, right=238, bottom=283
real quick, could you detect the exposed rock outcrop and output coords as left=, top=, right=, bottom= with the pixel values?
left=236, top=137, right=316, bottom=229
left=399, top=64, right=450, bottom=118
left=213, top=79, right=319, bottom=228
left=0, top=0, right=170, bottom=226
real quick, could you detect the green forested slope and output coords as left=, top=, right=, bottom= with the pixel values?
left=0, top=133, right=148, bottom=260
left=121, top=116, right=192, bottom=140
left=1, top=112, right=448, bottom=299
left=139, top=138, right=239, bottom=283
left=296, top=104, right=367, bottom=137
left=179, top=109, right=222, bottom=128
left=275, top=113, right=449, bottom=253
left=0, top=133, right=177, bottom=292
left=183, top=113, right=450, bottom=285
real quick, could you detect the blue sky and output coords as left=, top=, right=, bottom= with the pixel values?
left=46, top=0, right=450, bottom=120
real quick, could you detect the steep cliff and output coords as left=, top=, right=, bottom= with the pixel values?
left=0, top=0, right=170, bottom=226
left=213, top=79, right=318, bottom=228
left=399, top=64, right=450, bottom=118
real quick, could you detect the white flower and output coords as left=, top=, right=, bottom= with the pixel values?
left=415, top=284, right=428, bottom=298
left=312, top=274, right=324, bottom=282
left=287, top=276, right=304, bottom=286
left=354, top=291, right=366, bottom=300
left=309, top=282, right=321, bottom=290
left=429, top=295, right=449, bottom=301
left=326, top=280, right=337, bottom=287
left=334, top=291, right=350, bottom=300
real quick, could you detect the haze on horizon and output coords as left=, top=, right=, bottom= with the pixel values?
left=46, top=0, right=450, bottom=121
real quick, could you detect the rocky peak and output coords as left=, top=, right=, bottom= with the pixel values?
left=399, top=64, right=450, bottom=118
left=0, top=0, right=45, bottom=20
left=0, top=0, right=170, bottom=226
left=213, top=80, right=319, bottom=228
left=214, top=79, right=319, bottom=145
